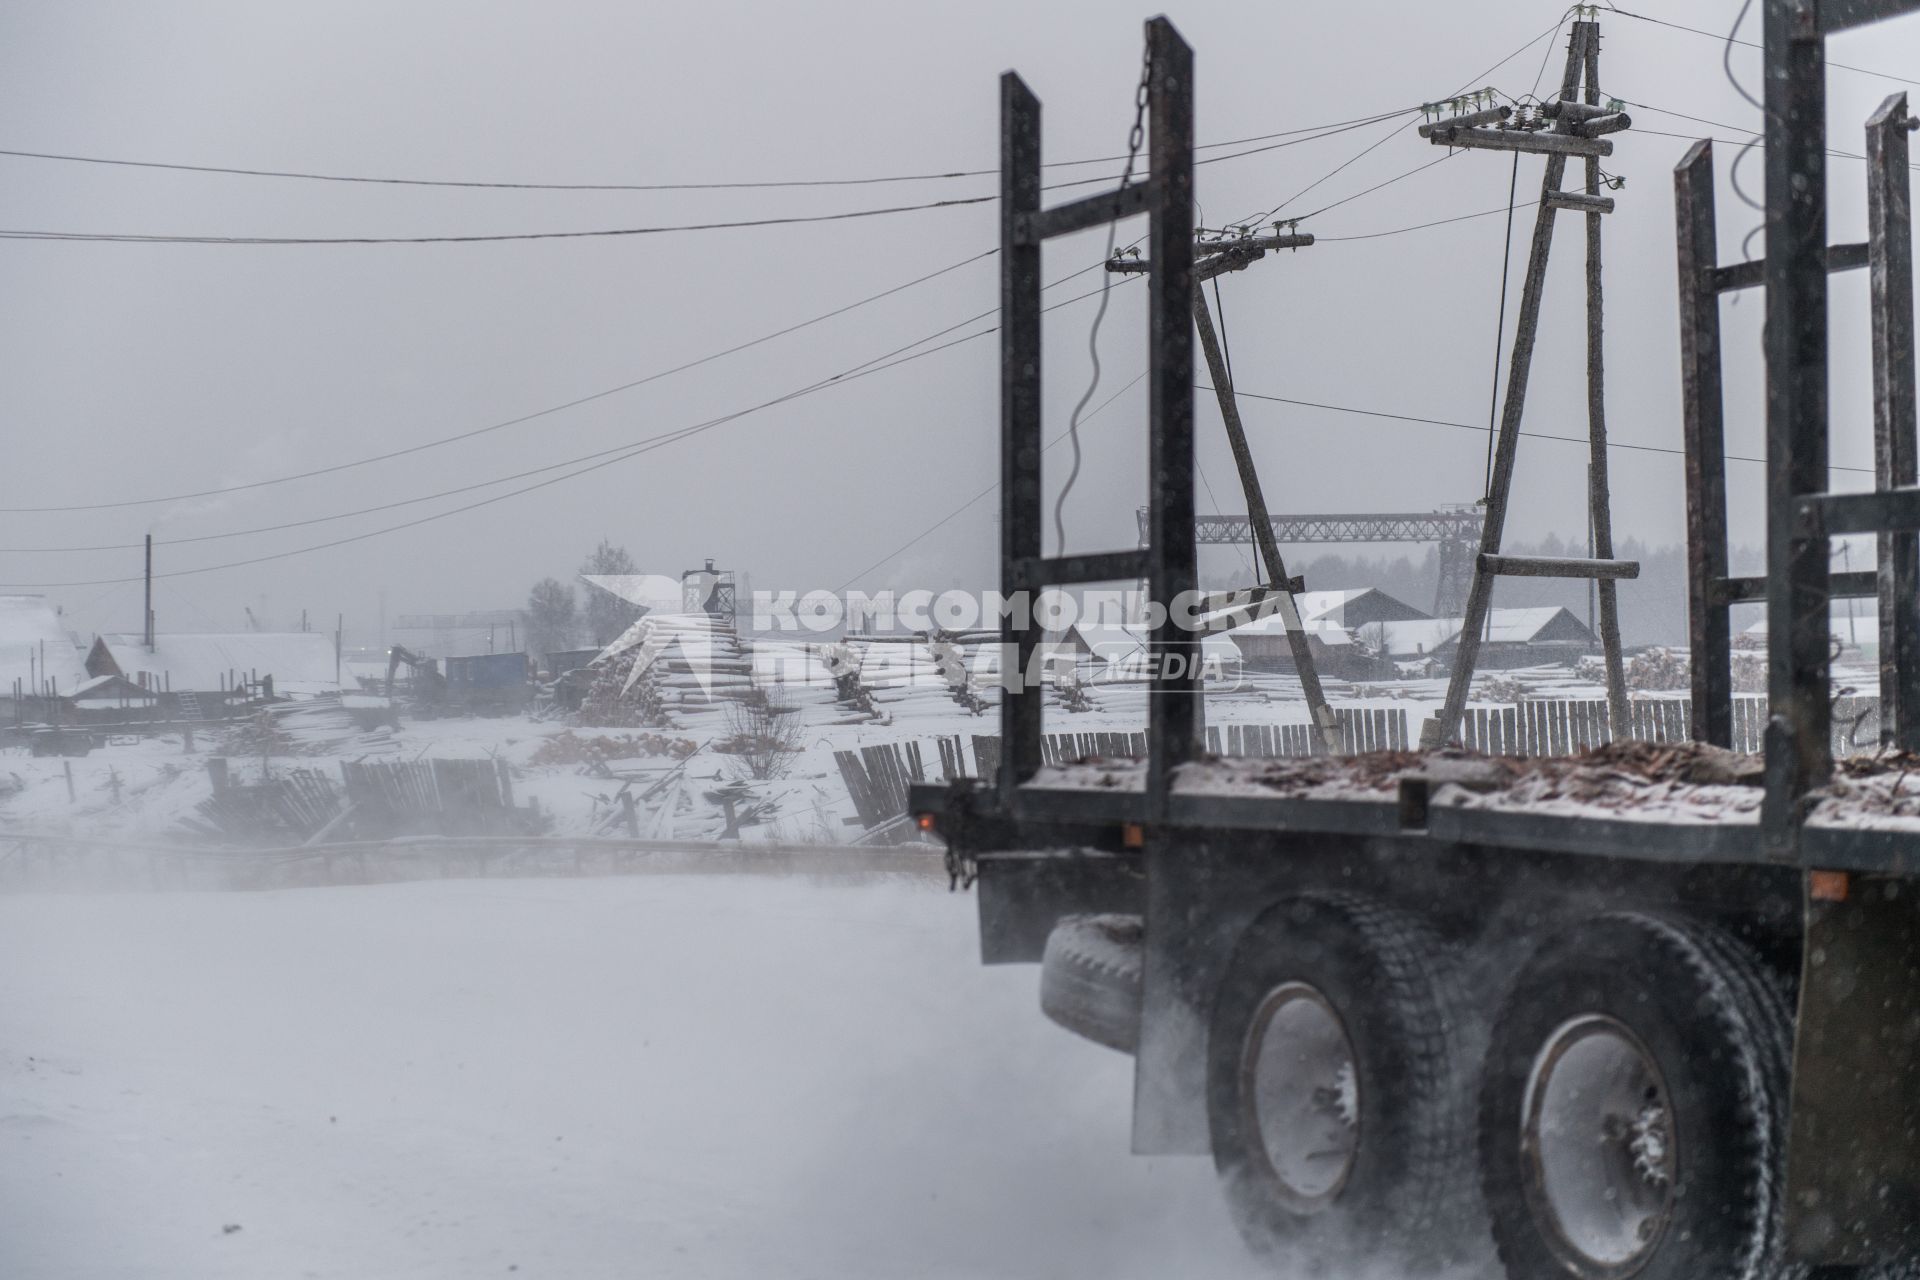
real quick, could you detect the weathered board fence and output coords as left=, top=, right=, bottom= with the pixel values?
left=1454, top=693, right=1880, bottom=758
left=828, top=694, right=1883, bottom=833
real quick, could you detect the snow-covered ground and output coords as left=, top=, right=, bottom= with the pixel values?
left=0, top=653, right=1874, bottom=847
left=0, top=874, right=1262, bottom=1280
left=0, top=666, right=1584, bottom=847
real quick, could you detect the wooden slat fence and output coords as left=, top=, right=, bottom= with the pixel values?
left=836, top=694, right=1883, bottom=825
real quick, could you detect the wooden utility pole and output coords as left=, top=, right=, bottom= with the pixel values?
left=1419, top=17, right=1637, bottom=747
left=1111, top=227, right=1342, bottom=752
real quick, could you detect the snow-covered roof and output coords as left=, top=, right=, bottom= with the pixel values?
left=1214, top=611, right=1355, bottom=644
left=1071, top=623, right=1241, bottom=665
left=1291, top=589, right=1365, bottom=622
left=0, top=595, right=88, bottom=695
left=93, top=632, right=342, bottom=695
left=68, top=673, right=152, bottom=700
left=1372, top=607, right=1590, bottom=656
left=1477, top=606, right=1586, bottom=643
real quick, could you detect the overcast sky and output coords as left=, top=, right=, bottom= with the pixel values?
left=3, top=0, right=1918, bottom=647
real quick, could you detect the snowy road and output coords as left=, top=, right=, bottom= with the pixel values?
left=0, top=874, right=1259, bottom=1279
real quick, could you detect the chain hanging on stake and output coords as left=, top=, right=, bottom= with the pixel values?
left=1051, top=40, right=1152, bottom=556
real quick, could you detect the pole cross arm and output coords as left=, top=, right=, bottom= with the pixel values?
left=1425, top=126, right=1615, bottom=158
left=1417, top=105, right=1512, bottom=137
left=1110, top=231, right=1314, bottom=280
left=1546, top=190, right=1617, bottom=215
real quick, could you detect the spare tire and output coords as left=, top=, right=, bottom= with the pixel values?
left=1040, top=913, right=1144, bottom=1055
left=1476, top=911, right=1794, bottom=1280
left=1206, top=893, right=1485, bottom=1272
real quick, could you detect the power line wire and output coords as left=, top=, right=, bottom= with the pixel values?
left=1227, top=11, right=1566, bottom=231
left=833, top=371, right=1148, bottom=592
left=1290, top=152, right=1457, bottom=223
left=1315, top=200, right=1546, bottom=242
left=1622, top=99, right=1920, bottom=174
left=0, top=246, right=1000, bottom=514
left=0, top=110, right=1421, bottom=248
left=1603, top=4, right=1920, bottom=88
left=0, top=194, right=996, bottom=245
left=0, top=108, right=1418, bottom=194
left=0, top=278, right=1137, bottom=575
left=1215, top=385, right=1875, bottom=474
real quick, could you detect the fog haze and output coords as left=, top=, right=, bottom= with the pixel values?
left=3, top=0, right=1917, bottom=644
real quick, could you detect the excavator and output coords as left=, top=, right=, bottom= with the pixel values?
left=383, top=645, right=446, bottom=715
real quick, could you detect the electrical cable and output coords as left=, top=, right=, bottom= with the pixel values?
left=1621, top=98, right=1920, bottom=177
left=1289, top=152, right=1457, bottom=223
left=1484, top=152, right=1521, bottom=495
left=832, top=371, right=1148, bottom=593
left=0, top=277, right=1140, bottom=577
left=1211, top=385, right=1876, bottom=474
left=0, top=107, right=1421, bottom=194
left=1315, top=200, right=1546, bottom=242
left=1225, top=10, right=1567, bottom=233
left=0, top=195, right=996, bottom=245
left=1603, top=4, right=1920, bottom=89
left=1530, top=7, right=1575, bottom=99
left=1204, top=274, right=1256, bottom=575
left=1052, top=42, right=1151, bottom=557
left=0, top=245, right=1001, bottom=513
left=0, top=110, right=1420, bottom=248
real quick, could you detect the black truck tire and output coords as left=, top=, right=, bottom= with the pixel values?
left=1040, top=913, right=1144, bottom=1054
left=1477, top=911, right=1794, bottom=1280
left=1206, top=893, right=1485, bottom=1273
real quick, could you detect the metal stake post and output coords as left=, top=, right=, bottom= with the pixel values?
left=1675, top=140, right=1734, bottom=746
left=1142, top=21, right=1199, bottom=811
left=1761, top=0, right=1832, bottom=851
left=994, top=18, right=1194, bottom=814
left=1867, top=92, right=1920, bottom=749
left=998, top=71, right=1044, bottom=796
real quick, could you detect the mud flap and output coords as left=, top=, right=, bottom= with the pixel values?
left=975, top=850, right=1142, bottom=964
left=1130, top=833, right=1214, bottom=1155
left=1786, top=872, right=1920, bottom=1265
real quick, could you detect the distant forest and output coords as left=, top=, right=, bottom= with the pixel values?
left=1203, top=538, right=1766, bottom=650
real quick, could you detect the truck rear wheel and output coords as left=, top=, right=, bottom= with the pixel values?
left=1477, top=912, right=1793, bottom=1280
left=1206, top=893, right=1483, bottom=1272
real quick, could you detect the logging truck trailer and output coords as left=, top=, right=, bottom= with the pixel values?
left=909, top=8, right=1920, bottom=1277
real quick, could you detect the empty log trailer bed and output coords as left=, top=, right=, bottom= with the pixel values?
left=911, top=10, right=1920, bottom=1277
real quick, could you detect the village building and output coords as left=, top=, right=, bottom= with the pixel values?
left=0, top=595, right=89, bottom=702
left=1287, top=588, right=1432, bottom=631
left=1202, top=588, right=1428, bottom=676
left=1372, top=606, right=1600, bottom=668
left=86, top=632, right=345, bottom=703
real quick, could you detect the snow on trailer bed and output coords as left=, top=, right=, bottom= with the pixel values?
left=1028, top=740, right=1920, bottom=863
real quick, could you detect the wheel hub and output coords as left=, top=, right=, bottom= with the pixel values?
left=1521, top=1015, right=1677, bottom=1276
left=1239, top=981, right=1360, bottom=1212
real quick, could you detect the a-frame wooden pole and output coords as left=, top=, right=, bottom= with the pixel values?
left=1424, top=25, right=1590, bottom=747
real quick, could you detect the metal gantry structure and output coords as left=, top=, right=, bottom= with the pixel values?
left=1111, top=228, right=1342, bottom=752
left=1000, top=17, right=1198, bottom=814
left=1420, top=17, right=1638, bottom=747
left=1163, top=507, right=1486, bottom=616
left=1681, top=0, right=1920, bottom=861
